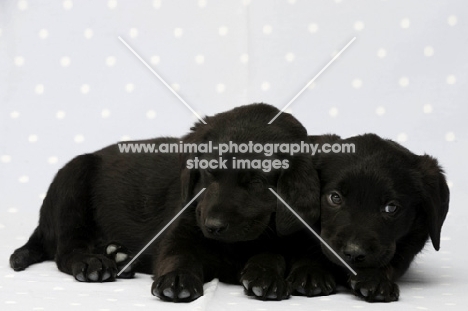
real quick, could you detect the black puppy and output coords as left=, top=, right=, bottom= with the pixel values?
left=10, top=103, right=320, bottom=302
left=287, top=133, right=449, bottom=302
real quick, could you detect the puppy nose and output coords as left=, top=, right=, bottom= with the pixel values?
left=343, top=244, right=366, bottom=263
left=204, top=217, right=228, bottom=235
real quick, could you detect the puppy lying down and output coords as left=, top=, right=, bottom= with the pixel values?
left=287, top=134, right=449, bottom=302
left=9, top=103, right=320, bottom=302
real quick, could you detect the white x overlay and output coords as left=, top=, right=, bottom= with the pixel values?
left=269, top=188, right=357, bottom=276
left=117, top=188, right=206, bottom=276
left=268, top=37, right=356, bottom=124
left=118, top=36, right=207, bottom=124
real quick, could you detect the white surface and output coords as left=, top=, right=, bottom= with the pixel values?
left=0, top=212, right=465, bottom=310
left=1, top=0, right=468, bottom=310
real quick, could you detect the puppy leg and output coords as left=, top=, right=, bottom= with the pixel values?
left=287, top=255, right=336, bottom=297
left=53, top=154, right=117, bottom=282
left=152, top=225, right=206, bottom=302
left=240, top=253, right=290, bottom=300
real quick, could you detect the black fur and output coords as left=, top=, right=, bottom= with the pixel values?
left=287, top=133, right=450, bottom=302
left=9, top=103, right=320, bottom=302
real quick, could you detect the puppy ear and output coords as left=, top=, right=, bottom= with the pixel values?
left=276, top=155, right=321, bottom=236
left=180, top=153, right=200, bottom=204
left=418, top=155, right=450, bottom=251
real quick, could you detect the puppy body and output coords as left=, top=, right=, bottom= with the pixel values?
left=10, top=103, right=321, bottom=302
left=287, top=134, right=450, bottom=302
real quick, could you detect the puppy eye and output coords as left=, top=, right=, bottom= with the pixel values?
left=384, top=203, right=399, bottom=213
left=327, top=192, right=342, bottom=206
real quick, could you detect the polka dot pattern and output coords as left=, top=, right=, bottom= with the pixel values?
left=1, top=1, right=466, bottom=310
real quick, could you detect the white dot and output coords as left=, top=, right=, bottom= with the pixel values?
left=446, top=75, right=456, bottom=85
left=125, top=83, right=134, bottom=93
left=146, top=110, right=156, bottom=119
left=352, top=79, right=362, bottom=89
left=376, top=106, right=386, bottom=116
left=74, top=135, right=84, bottom=143
left=242, top=0, right=251, bottom=5
left=0, top=28, right=2, bottom=37
left=424, top=46, right=434, bottom=57
left=18, top=0, right=28, bottom=10
left=56, top=111, right=66, bottom=119
left=84, top=28, right=93, bottom=39
left=153, top=0, right=161, bottom=9
left=63, top=0, right=73, bottom=10
left=198, top=0, right=207, bottom=8
left=261, top=82, right=270, bottom=91
left=129, top=28, right=138, bottom=38
left=174, top=28, right=183, bottom=38
left=195, top=54, right=205, bottom=64
left=1, top=155, right=12, bottom=163
left=400, top=18, right=410, bottom=29
left=308, top=82, right=316, bottom=89
left=150, top=55, right=160, bottom=65
left=106, top=56, right=116, bottom=67
left=10, top=111, right=20, bottom=119
left=8, top=207, right=18, bottom=213
left=101, top=109, right=110, bottom=118
left=448, top=15, right=457, bottom=26
left=308, top=23, right=318, bottom=33
left=14, top=56, right=25, bottom=67
left=38, top=29, right=49, bottom=39
left=399, top=77, right=409, bottom=87
left=28, top=135, right=38, bottom=143
left=447, top=181, right=454, bottom=189
left=397, top=133, right=408, bottom=142
left=285, top=52, right=295, bottom=62
left=35, top=84, right=44, bottom=94
left=263, top=25, right=272, bottom=35
left=354, top=21, right=365, bottom=31
left=48, top=156, right=58, bottom=164
left=120, top=135, right=131, bottom=141
left=19, top=176, right=29, bottom=183
left=171, top=83, right=180, bottom=91
left=80, top=84, right=90, bottom=94
left=287, top=0, right=296, bottom=4
left=377, top=48, right=387, bottom=59
left=219, top=26, right=228, bottom=36
left=329, top=107, right=339, bottom=117
left=445, top=132, right=455, bottom=142
left=240, top=53, right=249, bottom=63
left=107, top=0, right=117, bottom=9
left=216, top=83, right=226, bottom=93
left=60, top=56, right=71, bottom=67
left=423, top=104, right=433, bottom=114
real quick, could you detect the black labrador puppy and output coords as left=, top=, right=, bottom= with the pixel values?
left=286, top=133, right=449, bottom=302
left=10, top=103, right=320, bottom=302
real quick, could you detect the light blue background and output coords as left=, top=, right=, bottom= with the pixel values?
left=0, top=1, right=466, bottom=310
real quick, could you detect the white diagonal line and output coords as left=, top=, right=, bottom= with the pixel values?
left=117, top=188, right=206, bottom=276
left=118, top=36, right=207, bottom=124
left=268, top=37, right=356, bottom=124
left=269, top=188, right=357, bottom=276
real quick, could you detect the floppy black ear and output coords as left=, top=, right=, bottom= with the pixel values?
left=418, top=155, right=450, bottom=251
left=179, top=151, right=201, bottom=204
left=276, top=155, right=321, bottom=236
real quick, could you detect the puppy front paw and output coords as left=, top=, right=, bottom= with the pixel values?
left=152, top=271, right=203, bottom=302
left=350, top=270, right=399, bottom=302
left=71, top=254, right=117, bottom=282
left=287, top=265, right=336, bottom=297
left=105, top=243, right=135, bottom=279
left=240, top=266, right=290, bottom=300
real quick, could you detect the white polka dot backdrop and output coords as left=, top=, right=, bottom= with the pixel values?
left=1, top=1, right=467, bottom=309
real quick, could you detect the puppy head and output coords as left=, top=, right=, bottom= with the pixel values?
left=180, top=103, right=320, bottom=241
left=318, top=134, right=449, bottom=269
